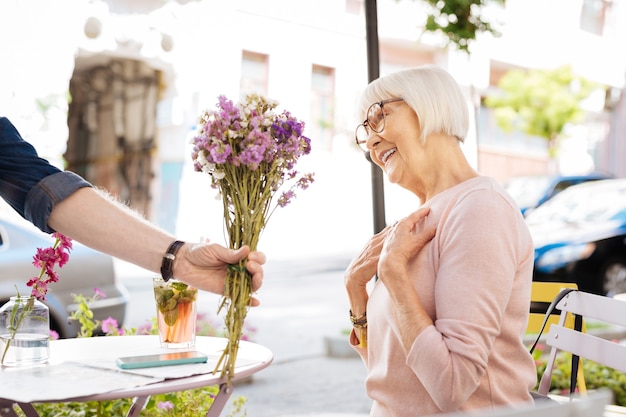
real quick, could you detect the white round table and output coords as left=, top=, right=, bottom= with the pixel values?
left=0, top=335, right=273, bottom=417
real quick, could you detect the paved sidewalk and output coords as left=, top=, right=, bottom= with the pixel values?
left=224, top=354, right=371, bottom=417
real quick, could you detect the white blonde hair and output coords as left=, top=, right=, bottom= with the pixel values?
left=358, top=65, right=469, bottom=143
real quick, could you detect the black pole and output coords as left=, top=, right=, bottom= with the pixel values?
left=364, top=0, right=387, bottom=234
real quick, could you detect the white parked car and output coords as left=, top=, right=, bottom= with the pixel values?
left=0, top=205, right=128, bottom=338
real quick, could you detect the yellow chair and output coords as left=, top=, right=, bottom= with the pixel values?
left=527, top=282, right=582, bottom=333
left=527, top=281, right=586, bottom=393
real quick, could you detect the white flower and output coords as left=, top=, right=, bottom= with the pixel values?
left=213, top=170, right=226, bottom=180
left=196, top=152, right=208, bottom=168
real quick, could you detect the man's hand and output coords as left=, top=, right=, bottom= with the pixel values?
left=174, top=242, right=266, bottom=306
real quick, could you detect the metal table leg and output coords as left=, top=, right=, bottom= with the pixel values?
left=126, top=396, right=150, bottom=417
left=0, top=401, right=20, bottom=417
left=205, top=383, right=233, bottom=417
left=0, top=402, right=39, bottom=417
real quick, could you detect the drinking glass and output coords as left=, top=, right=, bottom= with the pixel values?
left=152, top=277, right=198, bottom=348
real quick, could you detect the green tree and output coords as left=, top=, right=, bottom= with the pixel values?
left=422, top=0, right=506, bottom=53
left=484, top=65, right=598, bottom=159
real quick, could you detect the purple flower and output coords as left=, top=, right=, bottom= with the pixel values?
left=157, top=401, right=174, bottom=410
left=94, top=288, right=107, bottom=299
left=238, top=145, right=265, bottom=169
left=136, top=322, right=153, bottom=335
left=209, top=142, right=232, bottom=164
left=298, top=173, right=315, bottom=190
left=277, top=190, right=295, bottom=207
left=101, top=317, right=119, bottom=334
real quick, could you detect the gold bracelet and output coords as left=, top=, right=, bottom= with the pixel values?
left=350, top=310, right=367, bottom=328
left=350, top=310, right=368, bottom=347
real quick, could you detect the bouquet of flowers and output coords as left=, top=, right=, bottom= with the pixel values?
left=191, top=93, right=314, bottom=384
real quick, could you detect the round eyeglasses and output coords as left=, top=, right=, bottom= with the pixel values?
left=355, top=97, right=404, bottom=151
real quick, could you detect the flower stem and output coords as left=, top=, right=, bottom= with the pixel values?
left=1, top=296, right=35, bottom=365
left=214, top=262, right=252, bottom=385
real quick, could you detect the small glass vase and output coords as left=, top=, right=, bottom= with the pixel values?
left=0, top=296, right=50, bottom=366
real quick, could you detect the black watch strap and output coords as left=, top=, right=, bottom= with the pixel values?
left=160, top=240, right=185, bottom=282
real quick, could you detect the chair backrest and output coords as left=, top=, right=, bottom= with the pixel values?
left=527, top=282, right=580, bottom=334
left=529, top=283, right=588, bottom=394
left=538, top=290, right=626, bottom=396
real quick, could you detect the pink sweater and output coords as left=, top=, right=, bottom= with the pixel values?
left=351, top=176, right=537, bottom=416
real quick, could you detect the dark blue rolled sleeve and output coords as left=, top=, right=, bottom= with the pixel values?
left=0, top=117, right=92, bottom=233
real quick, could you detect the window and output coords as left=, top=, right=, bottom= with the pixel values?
left=580, top=0, right=610, bottom=36
left=240, top=51, right=268, bottom=96
left=310, top=65, right=335, bottom=151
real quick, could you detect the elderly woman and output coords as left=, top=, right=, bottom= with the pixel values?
left=344, top=65, right=537, bottom=416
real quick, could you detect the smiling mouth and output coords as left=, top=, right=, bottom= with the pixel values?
left=380, top=148, right=397, bottom=164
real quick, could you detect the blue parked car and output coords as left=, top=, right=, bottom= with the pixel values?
left=503, top=173, right=613, bottom=216
left=527, top=178, right=626, bottom=296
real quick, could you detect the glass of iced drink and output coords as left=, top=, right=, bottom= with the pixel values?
left=153, top=278, right=198, bottom=348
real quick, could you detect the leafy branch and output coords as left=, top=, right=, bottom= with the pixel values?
left=421, top=0, right=506, bottom=53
